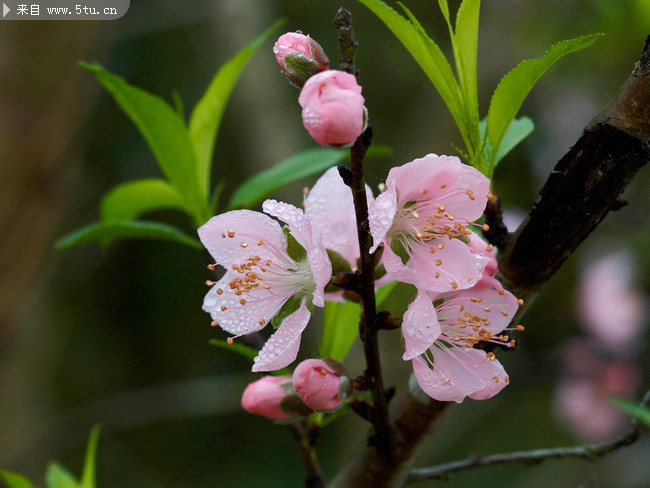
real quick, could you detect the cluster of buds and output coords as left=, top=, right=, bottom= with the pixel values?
left=274, top=32, right=366, bottom=148
left=241, top=359, right=351, bottom=420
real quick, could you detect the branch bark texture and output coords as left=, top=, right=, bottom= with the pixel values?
left=330, top=37, right=650, bottom=488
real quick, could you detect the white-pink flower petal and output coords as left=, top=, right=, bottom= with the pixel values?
left=199, top=210, right=287, bottom=266
left=402, top=291, right=440, bottom=360
left=252, top=302, right=311, bottom=372
left=412, top=347, right=508, bottom=403
left=305, top=167, right=374, bottom=268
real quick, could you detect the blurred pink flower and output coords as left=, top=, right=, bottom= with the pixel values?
left=292, top=358, right=351, bottom=411
left=408, top=276, right=521, bottom=403
left=298, top=70, right=366, bottom=147
left=273, top=32, right=329, bottom=88
left=578, top=251, right=647, bottom=352
left=241, top=375, right=292, bottom=420
left=199, top=200, right=331, bottom=372
left=368, top=154, right=492, bottom=293
left=555, top=341, right=641, bottom=441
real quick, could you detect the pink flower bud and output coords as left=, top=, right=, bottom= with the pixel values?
left=298, top=70, right=366, bottom=148
left=273, top=32, right=330, bottom=88
left=241, top=375, right=292, bottom=420
left=292, top=358, right=351, bottom=411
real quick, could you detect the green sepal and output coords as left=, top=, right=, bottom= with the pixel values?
left=390, top=239, right=410, bottom=265
left=283, top=226, right=307, bottom=262
left=272, top=294, right=304, bottom=329
left=327, top=249, right=352, bottom=273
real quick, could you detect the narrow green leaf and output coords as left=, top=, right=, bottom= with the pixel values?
left=479, top=116, right=534, bottom=167
left=376, top=281, right=399, bottom=307
left=437, top=0, right=450, bottom=22
left=45, top=463, right=78, bottom=488
left=454, top=0, right=481, bottom=151
left=209, top=339, right=259, bottom=360
left=486, top=34, right=603, bottom=174
left=79, top=426, right=100, bottom=488
left=357, top=0, right=464, bottom=132
left=100, top=179, right=187, bottom=222
left=0, top=471, right=37, bottom=488
left=189, top=20, right=284, bottom=195
left=80, top=62, right=206, bottom=219
left=209, top=340, right=291, bottom=376
left=612, top=398, right=650, bottom=428
left=318, top=300, right=361, bottom=363
left=227, top=145, right=391, bottom=210
left=56, top=221, right=202, bottom=250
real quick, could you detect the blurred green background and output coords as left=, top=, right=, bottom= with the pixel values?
left=1, top=0, right=648, bottom=486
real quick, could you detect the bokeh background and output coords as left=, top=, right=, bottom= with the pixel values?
left=1, top=0, right=649, bottom=486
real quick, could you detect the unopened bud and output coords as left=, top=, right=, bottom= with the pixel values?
left=241, top=375, right=292, bottom=420
left=292, top=358, right=351, bottom=411
left=298, top=70, right=367, bottom=148
left=273, top=32, right=330, bottom=88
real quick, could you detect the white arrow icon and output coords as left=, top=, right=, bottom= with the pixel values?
left=2, top=3, right=9, bottom=17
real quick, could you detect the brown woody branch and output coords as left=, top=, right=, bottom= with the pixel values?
left=329, top=37, right=650, bottom=488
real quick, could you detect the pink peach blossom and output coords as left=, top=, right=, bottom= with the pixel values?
left=408, top=276, right=520, bottom=402
left=199, top=200, right=331, bottom=372
left=578, top=251, right=647, bottom=352
left=241, top=375, right=292, bottom=420
left=298, top=70, right=366, bottom=147
left=555, top=341, right=641, bottom=441
left=304, top=167, right=374, bottom=268
left=369, top=154, right=492, bottom=293
left=273, top=32, right=330, bottom=88
left=292, top=358, right=351, bottom=411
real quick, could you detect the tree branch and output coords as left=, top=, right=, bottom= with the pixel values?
left=406, top=390, right=650, bottom=484
left=497, top=35, right=650, bottom=306
left=330, top=38, right=650, bottom=488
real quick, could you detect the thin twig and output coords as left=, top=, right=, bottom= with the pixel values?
left=290, top=422, right=325, bottom=488
left=334, top=8, right=359, bottom=76
left=346, top=128, right=394, bottom=452
left=406, top=390, right=650, bottom=484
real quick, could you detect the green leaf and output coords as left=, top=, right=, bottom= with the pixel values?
left=612, top=398, right=650, bottom=428
left=80, top=62, right=207, bottom=222
left=228, top=145, right=391, bottom=210
left=376, top=280, right=399, bottom=307
left=189, top=20, right=284, bottom=196
left=209, top=339, right=291, bottom=376
left=56, top=221, right=202, bottom=250
left=454, top=0, right=481, bottom=151
left=486, top=34, right=603, bottom=174
left=45, top=464, right=78, bottom=488
left=358, top=0, right=464, bottom=138
left=318, top=300, right=361, bottom=362
left=79, top=425, right=100, bottom=488
left=0, top=471, right=37, bottom=488
left=479, top=116, right=534, bottom=167
left=228, top=147, right=345, bottom=209
left=100, top=179, right=187, bottom=222
left=209, top=339, right=259, bottom=361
